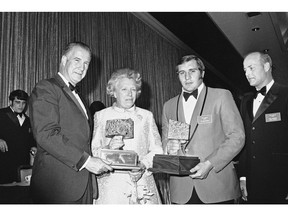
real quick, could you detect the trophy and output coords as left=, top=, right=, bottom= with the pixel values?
left=168, top=119, right=190, bottom=155
left=148, top=119, right=200, bottom=175
left=105, top=118, right=134, bottom=139
left=101, top=118, right=140, bottom=170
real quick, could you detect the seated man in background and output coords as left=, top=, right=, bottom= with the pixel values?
left=0, top=89, right=36, bottom=184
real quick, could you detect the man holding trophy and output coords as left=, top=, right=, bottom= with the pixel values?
left=161, top=55, right=245, bottom=204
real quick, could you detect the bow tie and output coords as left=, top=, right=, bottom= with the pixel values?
left=69, top=83, right=79, bottom=94
left=183, top=89, right=198, bottom=101
left=14, top=112, right=23, bottom=118
left=254, top=86, right=266, bottom=98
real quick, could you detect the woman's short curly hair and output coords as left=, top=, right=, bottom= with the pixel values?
left=106, top=68, right=142, bottom=98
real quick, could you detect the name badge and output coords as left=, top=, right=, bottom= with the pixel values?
left=197, top=115, right=212, bottom=124
left=265, top=112, right=281, bottom=122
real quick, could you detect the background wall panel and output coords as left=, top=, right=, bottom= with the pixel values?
left=0, top=12, right=186, bottom=127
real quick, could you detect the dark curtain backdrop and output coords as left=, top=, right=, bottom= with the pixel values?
left=0, top=12, right=189, bottom=203
left=0, top=12, right=186, bottom=127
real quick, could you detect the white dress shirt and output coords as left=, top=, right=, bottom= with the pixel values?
left=10, top=107, right=25, bottom=126
left=58, top=72, right=88, bottom=119
left=182, top=82, right=204, bottom=124
left=253, top=80, right=274, bottom=116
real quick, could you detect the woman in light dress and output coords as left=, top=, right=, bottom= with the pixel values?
left=91, top=68, right=163, bottom=204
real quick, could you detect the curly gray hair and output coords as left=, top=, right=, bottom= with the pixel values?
left=106, top=68, right=142, bottom=98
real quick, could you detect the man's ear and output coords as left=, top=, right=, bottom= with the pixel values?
left=201, top=71, right=205, bottom=79
left=264, top=62, right=271, bottom=72
left=9, top=100, right=12, bottom=107
left=61, top=55, right=67, bottom=67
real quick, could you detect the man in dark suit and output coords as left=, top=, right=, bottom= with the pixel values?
left=0, top=90, right=36, bottom=184
left=239, top=51, right=288, bottom=204
left=162, top=55, right=245, bottom=204
left=29, top=42, right=113, bottom=204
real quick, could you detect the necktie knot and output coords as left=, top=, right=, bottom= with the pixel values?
left=183, top=89, right=198, bottom=101
left=69, top=83, right=79, bottom=94
left=254, top=86, right=266, bottom=98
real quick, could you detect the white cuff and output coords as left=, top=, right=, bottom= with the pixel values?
left=79, top=156, right=91, bottom=171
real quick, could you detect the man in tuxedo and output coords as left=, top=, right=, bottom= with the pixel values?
left=239, top=51, right=288, bottom=203
left=0, top=90, right=36, bottom=184
left=162, top=55, right=245, bottom=204
left=29, top=42, right=113, bottom=204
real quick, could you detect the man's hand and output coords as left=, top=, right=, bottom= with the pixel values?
left=0, top=139, right=8, bottom=152
left=85, top=157, right=113, bottom=175
left=190, top=160, right=213, bottom=179
left=240, top=179, right=248, bottom=201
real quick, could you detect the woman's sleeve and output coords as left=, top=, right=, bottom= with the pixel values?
left=140, top=113, right=163, bottom=168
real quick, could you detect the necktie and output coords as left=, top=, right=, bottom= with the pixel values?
left=69, top=82, right=79, bottom=94
left=254, top=86, right=266, bottom=98
left=183, top=89, right=198, bottom=101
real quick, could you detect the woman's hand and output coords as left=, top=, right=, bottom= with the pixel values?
left=109, top=135, right=125, bottom=150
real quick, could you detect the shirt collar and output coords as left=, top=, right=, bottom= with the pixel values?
left=266, top=79, right=274, bottom=93
left=58, top=72, right=70, bottom=87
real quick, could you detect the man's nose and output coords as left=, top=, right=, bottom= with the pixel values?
left=78, top=62, right=85, bottom=71
left=185, top=72, right=191, bottom=80
left=245, top=69, right=251, bottom=77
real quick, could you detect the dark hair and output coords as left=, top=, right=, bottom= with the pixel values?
left=9, top=89, right=29, bottom=101
left=62, top=41, right=92, bottom=59
left=176, top=55, right=205, bottom=73
left=89, top=101, right=106, bottom=116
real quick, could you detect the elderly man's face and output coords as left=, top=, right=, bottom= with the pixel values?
left=243, top=53, right=269, bottom=90
left=61, top=46, right=91, bottom=86
left=114, top=77, right=137, bottom=109
left=177, top=60, right=204, bottom=92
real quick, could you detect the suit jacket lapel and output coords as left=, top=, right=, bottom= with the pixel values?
left=53, top=74, right=89, bottom=121
left=253, top=83, right=280, bottom=123
left=78, top=93, right=93, bottom=131
left=189, top=85, right=207, bottom=136
left=6, top=108, right=20, bottom=127
left=246, top=94, right=254, bottom=122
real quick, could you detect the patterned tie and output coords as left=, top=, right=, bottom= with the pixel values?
left=69, top=82, right=80, bottom=94
left=183, top=89, right=198, bottom=101
left=254, top=86, right=266, bottom=98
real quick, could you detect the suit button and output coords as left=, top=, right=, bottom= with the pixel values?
left=252, top=156, right=256, bottom=159
left=252, top=127, right=255, bottom=130
left=252, top=141, right=255, bottom=144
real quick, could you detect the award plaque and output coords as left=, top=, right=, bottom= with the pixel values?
left=168, top=119, right=190, bottom=140
left=105, top=118, right=134, bottom=139
left=100, top=149, right=140, bottom=170
left=148, top=154, right=200, bottom=175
